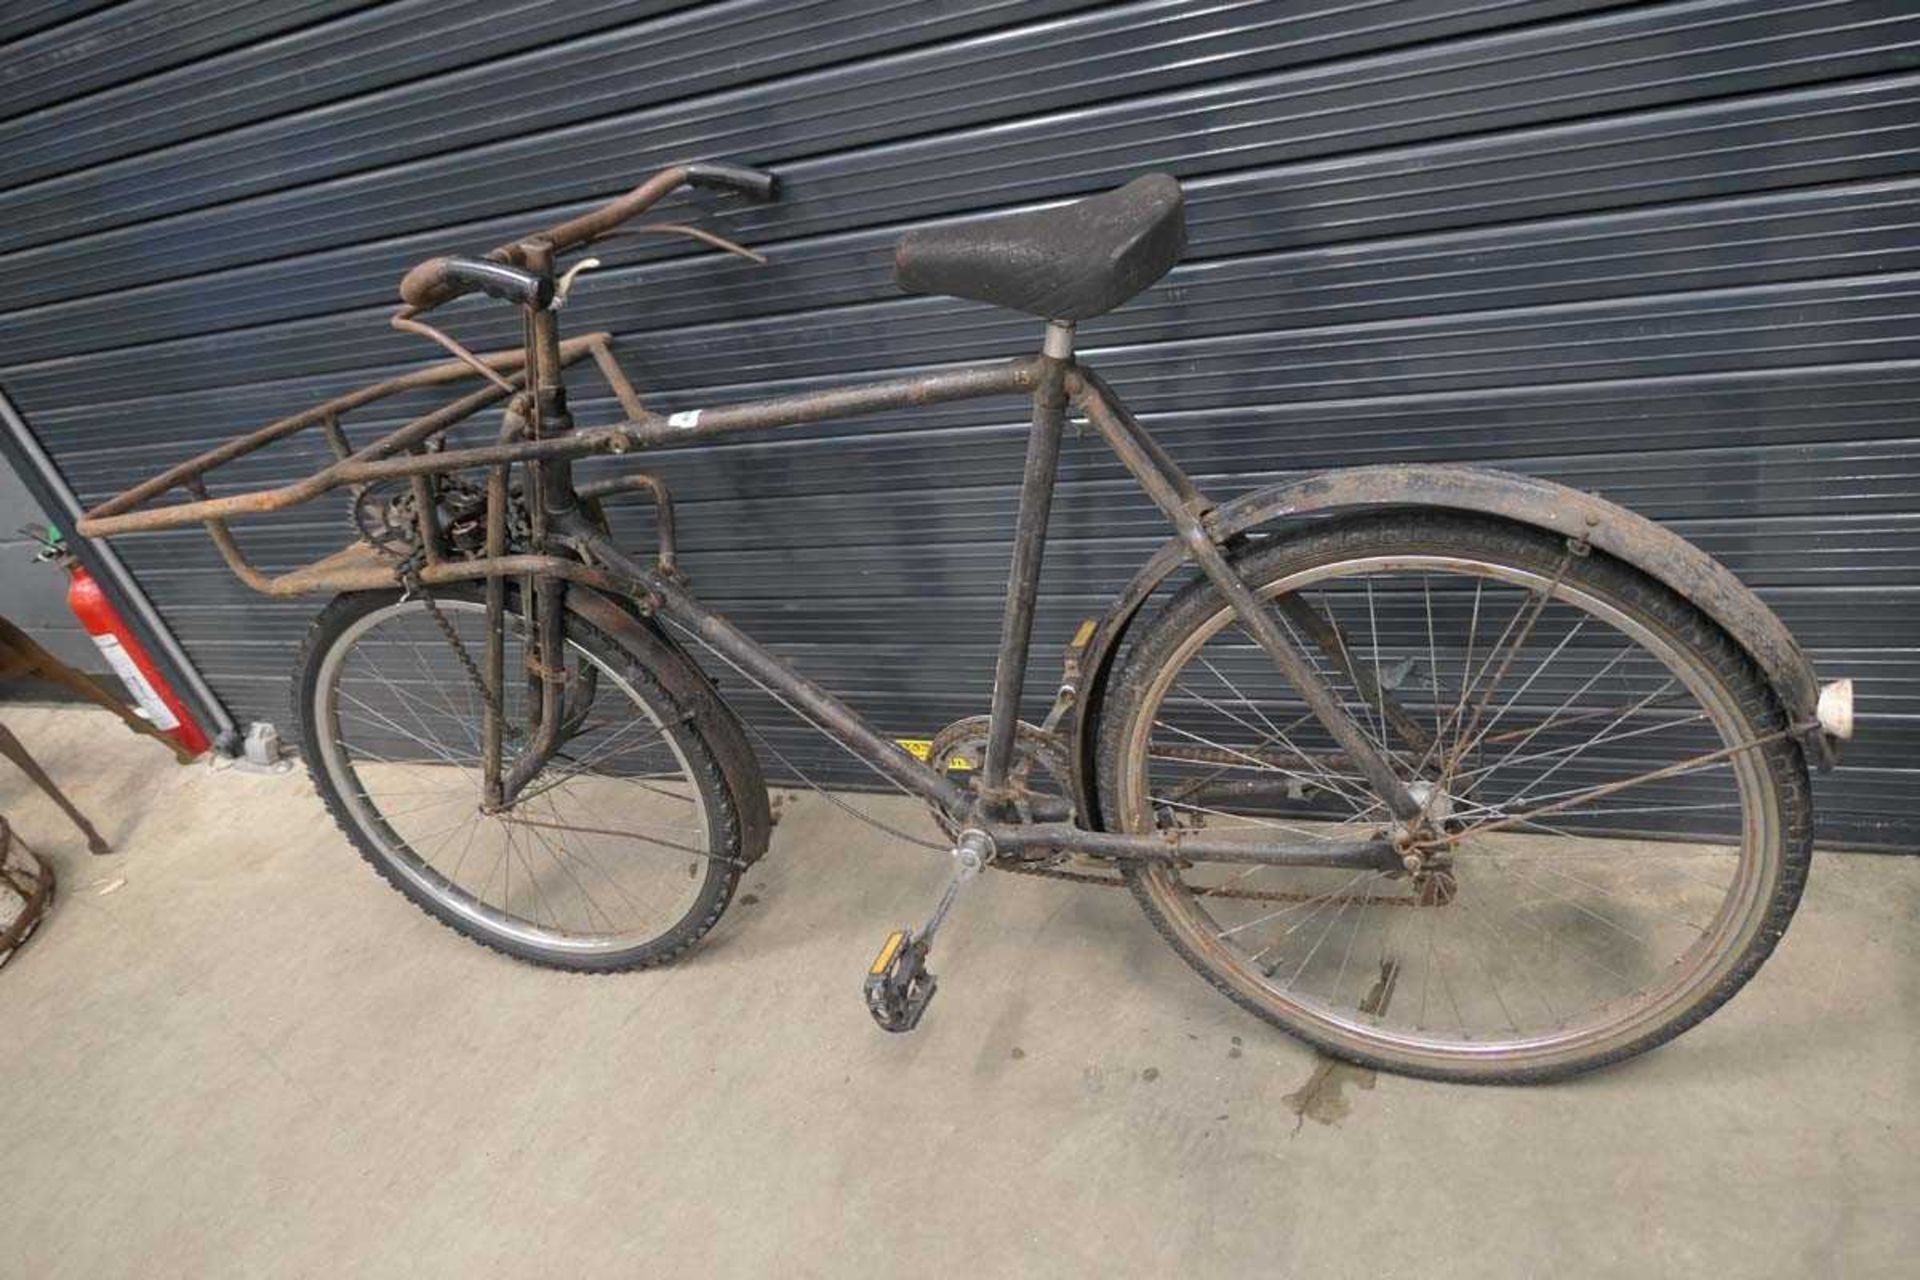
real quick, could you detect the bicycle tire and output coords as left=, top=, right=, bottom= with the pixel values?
left=1094, top=512, right=1813, bottom=1083
left=293, top=586, right=743, bottom=972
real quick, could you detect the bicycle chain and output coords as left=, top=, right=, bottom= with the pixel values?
left=987, top=856, right=1430, bottom=907
left=396, top=555, right=505, bottom=726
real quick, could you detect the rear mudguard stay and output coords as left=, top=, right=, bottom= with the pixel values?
left=568, top=585, right=773, bottom=865
left=1066, top=463, right=1832, bottom=831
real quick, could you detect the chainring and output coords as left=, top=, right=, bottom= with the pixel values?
left=351, top=473, right=525, bottom=560
left=922, top=715, right=1073, bottom=847
left=350, top=477, right=418, bottom=556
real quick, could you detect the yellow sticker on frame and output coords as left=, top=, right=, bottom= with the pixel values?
left=897, top=738, right=975, bottom=770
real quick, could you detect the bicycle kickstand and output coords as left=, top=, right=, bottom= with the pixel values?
left=863, top=829, right=993, bottom=1033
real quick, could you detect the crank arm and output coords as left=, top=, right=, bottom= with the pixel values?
left=864, top=831, right=991, bottom=1033
left=988, top=824, right=1402, bottom=871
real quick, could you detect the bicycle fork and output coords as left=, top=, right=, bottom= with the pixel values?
left=482, top=252, right=581, bottom=810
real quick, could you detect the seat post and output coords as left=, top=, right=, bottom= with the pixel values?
left=1042, top=318, right=1075, bottom=360
left=980, top=320, right=1075, bottom=807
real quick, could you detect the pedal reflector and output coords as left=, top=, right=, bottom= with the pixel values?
left=870, top=929, right=907, bottom=978
left=864, top=928, right=936, bottom=1033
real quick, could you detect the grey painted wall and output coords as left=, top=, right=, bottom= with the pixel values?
left=0, top=463, right=101, bottom=673
left=2, top=0, right=1915, bottom=845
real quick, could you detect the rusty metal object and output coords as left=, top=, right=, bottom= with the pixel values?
left=586, top=338, right=648, bottom=419
left=564, top=516, right=976, bottom=817
left=398, top=163, right=776, bottom=309
left=0, top=816, right=55, bottom=967
left=1271, top=593, right=1434, bottom=757
left=0, top=721, right=109, bottom=855
left=389, top=313, right=521, bottom=390
left=398, top=169, right=686, bottom=307
left=575, top=473, right=679, bottom=577
left=990, top=855, right=1439, bottom=909
left=205, top=537, right=636, bottom=600
left=1147, top=740, right=1352, bottom=773
left=1074, top=373, right=1425, bottom=827
left=611, top=222, right=768, bottom=264
left=71, top=161, right=1833, bottom=879
left=616, top=360, right=1036, bottom=451
left=987, top=822, right=1401, bottom=870
left=921, top=715, right=1074, bottom=837
left=76, top=334, right=612, bottom=537
left=982, top=328, right=1070, bottom=802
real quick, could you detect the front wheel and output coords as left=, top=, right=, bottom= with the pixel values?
left=293, top=587, right=744, bottom=972
left=1094, top=512, right=1813, bottom=1082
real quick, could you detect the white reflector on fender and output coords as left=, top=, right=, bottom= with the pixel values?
left=1816, top=679, right=1854, bottom=740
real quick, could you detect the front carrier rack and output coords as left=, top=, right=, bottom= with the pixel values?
left=73, top=161, right=811, bottom=598
left=73, top=331, right=679, bottom=597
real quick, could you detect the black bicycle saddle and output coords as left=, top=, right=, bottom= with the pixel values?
left=893, top=174, right=1186, bottom=321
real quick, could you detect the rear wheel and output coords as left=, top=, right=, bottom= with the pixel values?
left=294, top=587, right=742, bottom=971
left=1094, top=513, right=1812, bottom=1082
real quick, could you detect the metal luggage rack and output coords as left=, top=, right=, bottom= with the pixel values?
left=74, top=330, right=677, bottom=598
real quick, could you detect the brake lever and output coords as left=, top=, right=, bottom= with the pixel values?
left=595, top=222, right=768, bottom=264
left=390, top=309, right=518, bottom=392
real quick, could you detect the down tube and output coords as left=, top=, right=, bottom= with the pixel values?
left=602, top=551, right=971, bottom=814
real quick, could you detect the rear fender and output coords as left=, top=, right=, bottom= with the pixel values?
left=569, top=585, right=772, bottom=864
left=1065, top=464, right=1834, bottom=830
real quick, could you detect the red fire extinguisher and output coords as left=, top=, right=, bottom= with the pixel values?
left=34, top=528, right=211, bottom=758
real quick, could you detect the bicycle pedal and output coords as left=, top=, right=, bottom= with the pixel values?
left=864, top=928, right=937, bottom=1033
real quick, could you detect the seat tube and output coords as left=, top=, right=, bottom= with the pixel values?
left=981, top=320, right=1074, bottom=803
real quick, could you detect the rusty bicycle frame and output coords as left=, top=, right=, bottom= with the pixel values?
left=78, top=343, right=1409, bottom=874
left=75, top=163, right=1844, bottom=881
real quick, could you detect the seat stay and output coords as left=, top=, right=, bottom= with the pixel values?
left=1068, top=368, right=1426, bottom=828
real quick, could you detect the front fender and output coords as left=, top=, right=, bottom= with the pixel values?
left=569, top=585, right=773, bottom=864
left=1067, top=463, right=1833, bottom=828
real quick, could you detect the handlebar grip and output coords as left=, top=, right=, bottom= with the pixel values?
left=399, top=256, right=554, bottom=311
left=685, top=162, right=779, bottom=204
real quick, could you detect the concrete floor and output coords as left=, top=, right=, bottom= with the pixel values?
left=0, top=703, right=1913, bottom=1278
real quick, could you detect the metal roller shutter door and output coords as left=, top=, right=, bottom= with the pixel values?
left=2, top=0, right=1913, bottom=847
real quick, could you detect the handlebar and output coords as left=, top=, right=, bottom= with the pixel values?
left=398, top=257, right=553, bottom=311
left=397, top=162, right=779, bottom=312
left=685, top=162, right=779, bottom=204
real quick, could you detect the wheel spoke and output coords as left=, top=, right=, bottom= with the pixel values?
left=1195, top=653, right=1372, bottom=809
left=1445, top=731, right=1783, bottom=845
left=313, top=597, right=721, bottom=957
left=1117, top=534, right=1787, bottom=1074
left=1151, top=718, right=1369, bottom=812
left=1453, top=709, right=1708, bottom=787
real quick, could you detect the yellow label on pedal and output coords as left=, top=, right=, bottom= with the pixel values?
left=871, top=930, right=907, bottom=976
left=1070, top=618, right=1097, bottom=648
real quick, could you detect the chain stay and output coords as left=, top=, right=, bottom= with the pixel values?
left=988, top=856, right=1430, bottom=906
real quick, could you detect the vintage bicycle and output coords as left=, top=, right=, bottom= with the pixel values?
left=77, top=164, right=1854, bottom=1082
